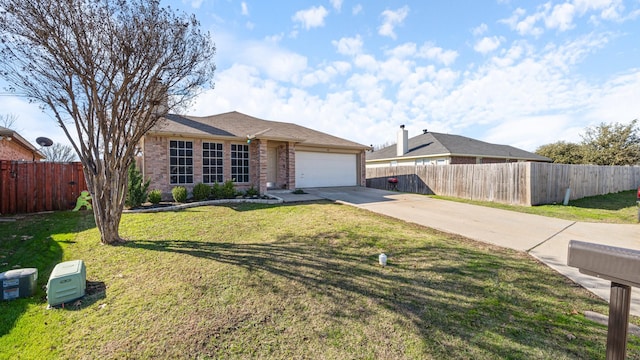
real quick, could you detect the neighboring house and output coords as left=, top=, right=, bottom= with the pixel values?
left=141, top=111, right=370, bottom=196
left=367, top=126, right=551, bottom=167
left=0, top=126, right=45, bottom=161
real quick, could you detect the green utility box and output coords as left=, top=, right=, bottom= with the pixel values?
left=47, top=260, right=86, bottom=307
left=1, top=268, right=38, bottom=300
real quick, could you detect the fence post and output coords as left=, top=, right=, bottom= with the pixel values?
left=636, top=186, right=640, bottom=223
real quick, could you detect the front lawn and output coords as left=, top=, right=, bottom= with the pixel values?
left=1, top=202, right=638, bottom=359
left=431, top=190, right=639, bottom=224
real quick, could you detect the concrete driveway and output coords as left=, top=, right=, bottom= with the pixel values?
left=303, top=186, right=640, bottom=316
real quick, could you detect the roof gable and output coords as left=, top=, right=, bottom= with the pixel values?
left=148, top=111, right=368, bottom=149
left=367, top=131, right=551, bottom=162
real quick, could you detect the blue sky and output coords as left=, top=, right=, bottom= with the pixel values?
left=2, top=0, right=640, bottom=151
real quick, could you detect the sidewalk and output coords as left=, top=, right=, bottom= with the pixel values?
left=303, top=187, right=640, bottom=316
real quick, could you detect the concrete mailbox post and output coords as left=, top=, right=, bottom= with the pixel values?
left=567, top=240, right=640, bottom=360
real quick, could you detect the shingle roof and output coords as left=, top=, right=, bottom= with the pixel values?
left=147, top=111, right=369, bottom=150
left=366, top=131, right=551, bottom=162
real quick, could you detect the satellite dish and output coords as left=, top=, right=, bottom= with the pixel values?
left=36, top=137, right=53, bottom=147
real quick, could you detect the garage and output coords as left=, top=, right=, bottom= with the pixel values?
left=295, top=151, right=357, bottom=188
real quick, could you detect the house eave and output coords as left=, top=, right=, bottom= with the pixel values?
left=301, top=141, right=369, bottom=151
left=145, top=130, right=243, bottom=142
left=0, top=128, right=45, bottom=160
left=145, top=131, right=368, bottom=151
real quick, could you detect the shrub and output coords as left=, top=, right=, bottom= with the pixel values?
left=192, top=182, right=211, bottom=201
left=148, top=189, right=162, bottom=204
left=211, top=182, right=222, bottom=199
left=172, top=186, right=187, bottom=203
left=245, top=185, right=259, bottom=197
left=292, top=189, right=306, bottom=194
left=126, top=163, right=150, bottom=208
left=221, top=180, right=237, bottom=199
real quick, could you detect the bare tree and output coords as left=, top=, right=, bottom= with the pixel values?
left=40, top=143, right=78, bottom=162
left=0, top=113, right=18, bottom=130
left=0, top=0, right=215, bottom=244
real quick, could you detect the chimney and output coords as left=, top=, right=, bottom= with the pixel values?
left=397, top=125, right=408, bottom=156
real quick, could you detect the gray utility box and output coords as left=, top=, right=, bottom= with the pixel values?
left=1, top=268, right=38, bottom=300
left=47, top=260, right=86, bottom=306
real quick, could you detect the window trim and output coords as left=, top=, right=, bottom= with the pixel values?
left=202, top=141, right=224, bottom=184
left=169, top=140, right=194, bottom=185
left=230, top=143, right=250, bottom=183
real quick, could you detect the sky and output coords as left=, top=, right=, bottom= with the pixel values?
left=1, top=0, right=640, bottom=152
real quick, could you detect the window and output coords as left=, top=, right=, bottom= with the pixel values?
left=203, top=142, right=223, bottom=184
left=415, top=159, right=424, bottom=166
left=390, top=160, right=398, bottom=167
left=231, top=144, right=249, bottom=182
left=169, top=140, right=193, bottom=184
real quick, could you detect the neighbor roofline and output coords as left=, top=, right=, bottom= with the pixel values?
left=366, top=152, right=452, bottom=162
left=366, top=152, right=550, bottom=162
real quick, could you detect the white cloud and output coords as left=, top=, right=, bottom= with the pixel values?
left=265, top=33, right=284, bottom=43
left=187, top=20, right=639, bottom=152
left=474, top=36, right=505, bottom=54
left=472, top=23, right=488, bottom=36
left=385, top=43, right=417, bottom=59
left=501, top=0, right=635, bottom=37
left=574, top=0, right=626, bottom=21
left=490, top=42, right=528, bottom=67
left=378, top=6, right=409, bottom=39
left=500, top=8, right=527, bottom=28
left=483, top=114, right=581, bottom=151
left=332, top=35, right=364, bottom=56
left=417, top=43, right=458, bottom=66
left=378, top=58, right=416, bottom=84
left=292, top=6, right=329, bottom=30
left=352, top=4, right=363, bottom=15
left=245, top=21, right=255, bottom=30
left=0, top=95, right=75, bottom=148
left=517, top=13, right=545, bottom=36
left=241, top=2, right=249, bottom=16
left=221, top=38, right=308, bottom=82
left=353, top=54, right=378, bottom=72
left=330, top=0, right=343, bottom=12
left=582, top=70, right=640, bottom=127
left=183, top=0, right=203, bottom=9
left=299, top=61, right=352, bottom=87
left=545, top=3, right=576, bottom=31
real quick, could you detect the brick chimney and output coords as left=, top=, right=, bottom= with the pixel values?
left=397, top=125, right=408, bottom=156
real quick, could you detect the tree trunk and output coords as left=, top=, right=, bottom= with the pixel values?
left=83, top=161, right=128, bottom=245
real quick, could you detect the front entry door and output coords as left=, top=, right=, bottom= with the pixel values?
left=267, top=147, right=277, bottom=187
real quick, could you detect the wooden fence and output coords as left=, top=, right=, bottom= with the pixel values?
left=0, top=161, right=87, bottom=215
left=366, top=162, right=640, bottom=206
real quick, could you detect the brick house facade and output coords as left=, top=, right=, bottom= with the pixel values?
left=0, top=127, right=45, bottom=161
left=141, top=112, right=369, bottom=197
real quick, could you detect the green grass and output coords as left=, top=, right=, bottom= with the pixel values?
left=431, top=190, right=640, bottom=224
left=1, top=203, right=639, bottom=359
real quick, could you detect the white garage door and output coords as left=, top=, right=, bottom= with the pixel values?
left=295, top=151, right=357, bottom=188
